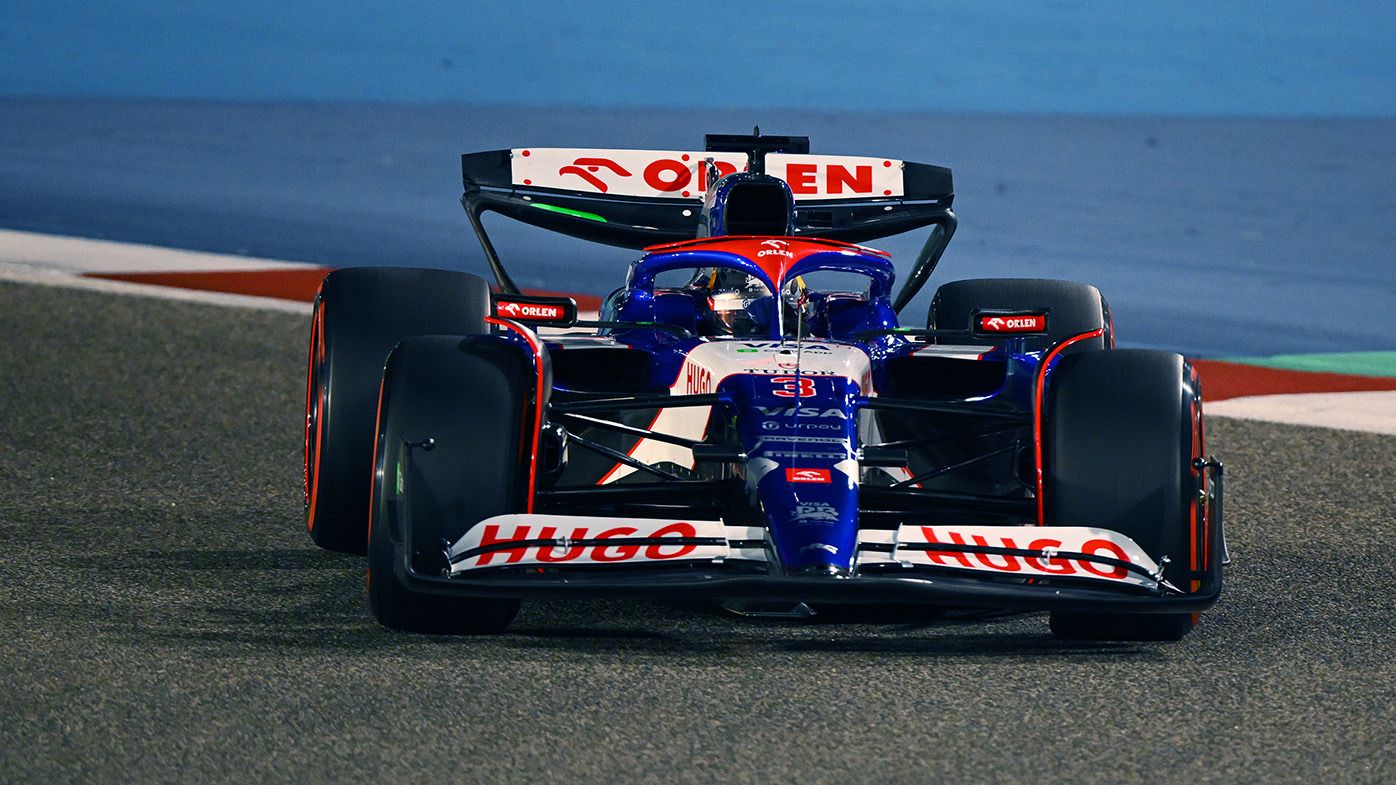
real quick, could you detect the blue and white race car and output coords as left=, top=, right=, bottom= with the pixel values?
left=303, top=131, right=1225, bottom=641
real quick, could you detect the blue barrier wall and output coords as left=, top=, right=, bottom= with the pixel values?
left=3, top=1, right=1395, bottom=115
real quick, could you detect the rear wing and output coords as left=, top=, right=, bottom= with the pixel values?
left=461, top=134, right=956, bottom=310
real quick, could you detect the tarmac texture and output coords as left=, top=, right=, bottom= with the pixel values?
left=1, top=280, right=1393, bottom=784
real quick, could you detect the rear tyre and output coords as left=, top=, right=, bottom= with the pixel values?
left=1044, top=350, right=1207, bottom=642
left=928, top=278, right=1114, bottom=352
left=304, top=267, right=490, bottom=554
left=367, top=335, right=537, bottom=634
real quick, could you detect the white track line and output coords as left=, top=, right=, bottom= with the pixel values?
left=0, top=228, right=319, bottom=273
left=0, top=228, right=316, bottom=312
left=1208, top=391, right=1396, bottom=436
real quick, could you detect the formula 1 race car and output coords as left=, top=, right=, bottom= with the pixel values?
left=303, top=131, right=1226, bottom=641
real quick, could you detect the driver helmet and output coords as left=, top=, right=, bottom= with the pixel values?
left=698, top=269, right=774, bottom=336
left=695, top=269, right=818, bottom=337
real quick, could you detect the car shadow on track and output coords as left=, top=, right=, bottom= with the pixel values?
left=503, top=626, right=1152, bottom=659
left=93, top=544, right=405, bottom=653
left=137, top=548, right=346, bottom=570
left=99, top=545, right=1162, bottom=659
left=502, top=601, right=1159, bottom=659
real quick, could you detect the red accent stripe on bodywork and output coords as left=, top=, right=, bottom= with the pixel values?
left=485, top=316, right=546, bottom=513
left=1033, top=329, right=1106, bottom=526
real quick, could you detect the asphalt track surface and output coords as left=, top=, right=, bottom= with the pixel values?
left=3, top=280, right=1394, bottom=784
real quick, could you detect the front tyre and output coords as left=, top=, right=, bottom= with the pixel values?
left=304, top=267, right=490, bottom=554
left=367, top=335, right=539, bottom=634
left=1043, top=350, right=1211, bottom=642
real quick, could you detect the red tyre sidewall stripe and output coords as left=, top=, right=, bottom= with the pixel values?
left=485, top=317, right=545, bottom=514
left=303, top=302, right=317, bottom=509
left=305, top=298, right=328, bottom=532
left=1033, top=328, right=1106, bottom=526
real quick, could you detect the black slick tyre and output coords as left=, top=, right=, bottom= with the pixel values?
left=304, top=267, right=490, bottom=554
left=1043, top=349, right=1207, bottom=642
left=928, top=278, right=1114, bottom=351
left=367, top=335, right=538, bottom=634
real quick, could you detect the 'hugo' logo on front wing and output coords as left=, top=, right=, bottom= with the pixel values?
left=917, top=527, right=1133, bottom=579
left=471, top=522, right=699, bottom=566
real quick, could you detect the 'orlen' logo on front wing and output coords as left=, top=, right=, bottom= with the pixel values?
left=495, top=300, right=568, bottom=322
left=977, top=313, right=1047, bottom=333
left=786, top=468, right=831, bottom=483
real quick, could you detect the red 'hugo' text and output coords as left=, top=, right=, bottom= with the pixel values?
left=685, top=363, right=713, bottom=394
left=473, top=522, right=699, bottom=566
left=917, top=527, right=1132, bottom=579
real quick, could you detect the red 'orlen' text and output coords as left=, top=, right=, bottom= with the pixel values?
left=977, top=313, right=1047, bottom=333
left=555, top=156, right=877, bottom=197
left=783, top=163, right=872, bottom=195
left=495, top=301, right=568, bottom=321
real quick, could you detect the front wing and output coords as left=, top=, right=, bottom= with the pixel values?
left=391, top=513, right=1223, bottom=615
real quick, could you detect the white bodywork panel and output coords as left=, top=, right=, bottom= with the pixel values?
left=600, top=340, right=873, bottom=483
left=510, top=148, right=904, bottom=201
left=894, top=524, right=1164, bottom=589
left=448, top=515, right=754, bottom=573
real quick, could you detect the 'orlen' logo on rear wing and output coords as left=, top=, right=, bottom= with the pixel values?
left=491, top=293, right=578, bottom=326
left=509, top=148, right=905, bottom=200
